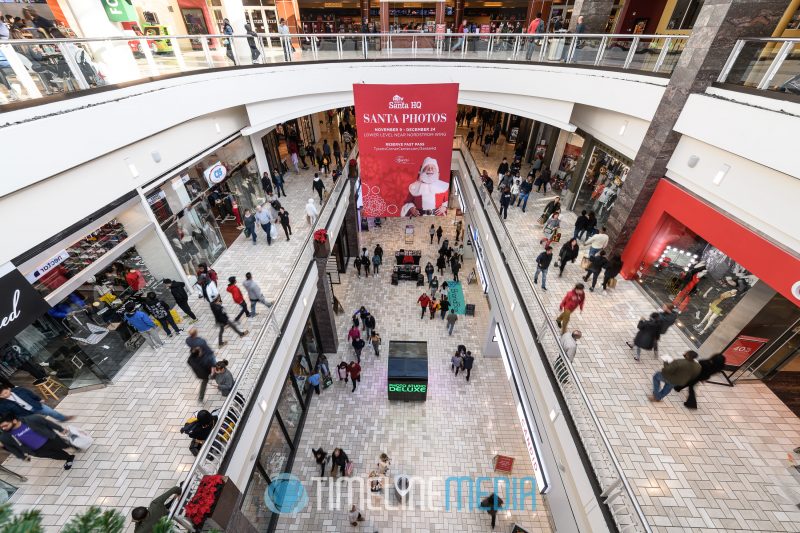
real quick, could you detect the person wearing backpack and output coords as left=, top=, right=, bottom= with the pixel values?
left=525, top=12, right=544, bottom=60
left=372, top=252, right=382, bottom=275
left=124, top=302, right=163, bottom=349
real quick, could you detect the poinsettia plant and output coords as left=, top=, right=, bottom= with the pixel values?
left=184, top=475, right=225, bottom=527
left=313, top=229, right=329, bottom=244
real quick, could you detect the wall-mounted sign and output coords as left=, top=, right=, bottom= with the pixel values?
left=0, top=263, right=51, bottom=346
left=25, top=250, right=69, bottom=284
left=101, top=0, right=137, bottom=22
left=203, top=161, right=227, bottom=186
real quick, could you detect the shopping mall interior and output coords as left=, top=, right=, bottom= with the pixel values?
left=1, top=0, right=800, bottom=532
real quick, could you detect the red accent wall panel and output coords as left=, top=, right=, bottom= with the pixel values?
left=621, top=180, right=800, bottom=306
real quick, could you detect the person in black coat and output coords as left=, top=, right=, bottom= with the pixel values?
left=573, top=210, right=590, bottom=241
left=163, top=279, right=197, bottom=321
left=534, top=246, right=553, bottom=290
left=557, top=238, right=580, bottom=277
left=601, top=255, right=623, bottom=291
left=675, top=354, right=726, bottom=409
left=631, top=312, right=661, bottom=361
left=311, top=447, right=328, bottom=477
left=187, top=346, right=216, bottom=401
left=653, top=303, right=678, bottom=356
left=582, top=250, right=608, bottom=291
left=436, top=254, right=447, bottom=276
left=181, top=409, right=217, bottom=456
left=210, top=296, right=248, bottom=347
left=330, top=447, right=349, bottom=477
left=499, top=187, right=512, bottom=219
left=481, top=493, right=504, bottom=529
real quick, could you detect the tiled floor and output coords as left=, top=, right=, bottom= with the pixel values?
left=461, top=124, right=800, bottom=532
left=2, top=133, right=337, bottom=530
left=275, top=214, right=551, bottom=533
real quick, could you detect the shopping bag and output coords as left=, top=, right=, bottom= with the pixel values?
left=580, top=256, right=591, bottom=270
left=345, top=461, right=354, bottom=476
left=66, top=425, right=93, bottom=450
left=607, top=277, right=617, bottom=289
left=270, top=224, right=278, bottom=239
left=323, top=376, right=333, bottom=389
left=551, top=232, right=562, bottom=243
left=171, top=309, right=182, bottom=324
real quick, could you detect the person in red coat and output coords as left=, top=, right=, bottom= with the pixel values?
left=400, top=157, right=449, bottom=217
left=417, top=292, right=431, bottom=319
left=347, top=361, right=361, bottom=393
left=125, top=269, right=146, bottom=290
left=556, top=283, right=585, bottom=334
left=226, top=277, right=250, bottom=321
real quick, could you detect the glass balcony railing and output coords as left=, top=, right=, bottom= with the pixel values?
left=0, top=32, right=688, bottom=106
left=718, top=38, right=800, bottom=96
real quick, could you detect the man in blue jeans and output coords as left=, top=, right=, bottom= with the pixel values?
left=516, top=177, right=533, bottom=212
left=651, top=350, right=701, bottom=402
left=0, top=385, right=72, bottom=422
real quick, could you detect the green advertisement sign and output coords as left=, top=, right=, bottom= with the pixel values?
left=388, top=383, right=427, bottom=393
left=101, top=0, right=138, bottom=23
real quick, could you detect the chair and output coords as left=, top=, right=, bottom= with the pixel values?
left=33, top=377, right=65, bottom=401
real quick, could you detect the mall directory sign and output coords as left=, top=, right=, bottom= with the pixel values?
left=353, top=83, right=459, bottom=218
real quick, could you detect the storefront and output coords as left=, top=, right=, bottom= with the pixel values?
left=622, top=181, right=800, bottom=391
left=567, top=140, right=631, bottom=228
left=144, top=135, right=266, bottom=277
left=4, top=197, right=183, bottom=389
left=239, top=314, right=322, bottom=532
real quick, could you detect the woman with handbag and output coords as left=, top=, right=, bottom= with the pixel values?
left=602, top=254, right=624, bottom=290
left=542, top=212, right=561, bottom=245
left=556, top=238, right=580, bottom=277
left=583, top=250, right=609, bottom=291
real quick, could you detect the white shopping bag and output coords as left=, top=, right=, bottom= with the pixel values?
left=270, top=224, right=278, bottom=239
left=66, top=425, right=94, bottom=450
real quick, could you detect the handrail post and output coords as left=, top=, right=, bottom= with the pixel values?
left=139, top=38, right=160, bottom=75
left=311, top=34, right=318, bottom=60
left=200, top=37, right=214, bottom=68
left=566, top=36, right=578, bottom=63
left=538, top=35, right=548, bottom=62
left=717, top=39, right=745, bottom=82
left=513, top=35, right=521, bottom=59
left=56, top=43, right=91, bottom=90
left=169, top=37, right=187, bottom=70
left=652, top=36, right=671, bottom=73
left=0, top=44, right=43, bottom=98
left=594, top=35, right=608, bottom=66
left=336, top=35, right=343, bottom=59
left=363, top=35, right=368, bottom=59
left=622, top=36, right=639, bottom=69
left=487, top=34, right=493, bottom=59
left=756, top=40, right=793, bottom=90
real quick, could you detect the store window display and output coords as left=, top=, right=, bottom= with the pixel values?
left=570, top=145, right=630, bottom=227
left=638, top=224, right=759, bottom=347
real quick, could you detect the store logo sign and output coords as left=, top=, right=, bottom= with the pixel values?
left=263, top=473, right=309, bottom=514
left=25, top=250, right=69, bottom=283
left=388, top=383, right=426, bottom=393
left=203, top=161, right=227, bottom=185
left=0, top=264, right=51, bottom=346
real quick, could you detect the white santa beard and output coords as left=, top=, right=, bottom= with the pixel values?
left=409, top=180, right=449, bottom=211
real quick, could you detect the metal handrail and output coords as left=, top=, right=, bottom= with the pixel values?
left=454, top=137, right=652, bottom=533
left=717, top=37, right=799, bottom=94
left=168, top=146, right=357, bottom=528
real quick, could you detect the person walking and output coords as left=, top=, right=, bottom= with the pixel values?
left=372, top=252, right=382, bottom=275
left=629, top=312, right=662, bottom=361
left=446, top=310, right=458, bottom=336
left=370, top=331, right=381, bottom=357
left=653, top=303, right=678, bottom=357
left=436, top=225, right=444, bottom=244
left=354, top=256, right=362, bottom=277
left=255, top=205, right=274, bottom=246
left=582, top=250, right=608, bottom=291
left=573, top=210, right=590, bottom=241
left=0, top=413, right=76, bottom=470
left=244, top=23, right=261, bottom=63
left=278, top=18, right=292, bottom=61
left=451, top=351, right=463, bottom=375
left=584, top=227, right=609, bottom=258
left=210, top=296, right=249, bottom=347
left=428, top=297, right=440, bottom=319
left=312, top=173, right=326, bottom=202
left=555, top=238, right=580, bottom=277
left=429, top=276, right=439, bottom=298
left=499, top=186, right=512, bottom=219
left=424, top=262, right=435, bottom=284
left=533, top=246, right=553, bottom=290
left=211, top=360, right=235, bottom=396
left=516, top=177, right=533, bottom=212
left=242, top=208, right=257, bottom=244
left=361, top=249, right=371, bottom=277
left=436, top=254, right=447, bottom=276
left=462, top=351, right=474, bottom=381
left=560, top=330, right=581, bottom=363
left=123, top=302, right=164, bottom=349
left=466, top=128, right=475, bottom=149
left=347, top=324, right=361, bottom=344
left=364, top=313, right=376, bottom=339
left=0, top=385, right=71, bottom=422
left=330, top=447, right=350, bottom=477
left=451, top=256, right=461, bottom=282
left=143, top=292, right=181, bottom=338
left=439, top=295, right=450, bottom=320
left=305, top=199, right=319, bottom=226
left=417, top=292, right=431, bottom=319
left=278, top=208, right=292, bottom=241
left=185, top=327, right=214, bottom=359
left=307, top=371, right=321, bottom=395
left=225, top=277, right=251, bottom=322
left=187, top=345, right=216, bottom=401
left=336, top=361, right=348, bottom=382
left=131, top=486, right=182, bottom=532
left=556, top=284, right=585, bottom=334
left=312, top=448, right=328, bottom=477
left=272, top=170, right=286, bottom=197
left=429, top=224, right=436, bottom=244
left=347, top=362, right=361, bottom=393
left=542, top=212, right=561, bottom=245
left=193, top=273, right=220, bottom=303
left=352, top=337, right=365, bottom=363
left=261, top=172, right=274, bottom=196
left=222, top=18, right=235, bottom=61
left=675, top=354, right=726, bottom=409
left=163, top=279, right=197, bottom=322
left=242, top=272, right=273, bottom=316
left=650, top=350, right=701, bottom=402
left=602, top=254, right=624, bottom=290
left=481, top=493, right=504, bottom=529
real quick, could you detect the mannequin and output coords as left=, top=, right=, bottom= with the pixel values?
left=673, top=264, right=706, bottom=312
left=694, top=289, right=737, bottom=334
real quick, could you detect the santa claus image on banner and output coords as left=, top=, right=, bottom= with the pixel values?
left=400, top=157, right=450, bottom=217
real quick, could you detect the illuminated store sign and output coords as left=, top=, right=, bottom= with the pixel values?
left=388, top=383, right=427, bottom=393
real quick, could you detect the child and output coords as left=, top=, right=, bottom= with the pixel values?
left=212, top=360, right=235, bottom=396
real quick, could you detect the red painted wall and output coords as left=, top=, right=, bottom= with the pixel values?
left=621, top=180, right=800, bottom=306
left=614, top=0, right=667, bottom=34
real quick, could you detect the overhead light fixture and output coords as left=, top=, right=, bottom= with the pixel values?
left=214, top=120, right=221, bottom=134
left=124, top=157, right=139, bottom=178
left=712, top=164, right=730, bottom=186
left=687, top=155, right=699, bottom=168
left=619, top=120, right=628, bottom=136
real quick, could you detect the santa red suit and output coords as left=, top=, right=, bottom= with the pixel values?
left=400, top=157, right=449, bottom=216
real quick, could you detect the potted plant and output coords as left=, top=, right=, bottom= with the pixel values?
left=313, top=229, right=330, bottom=257
left=348, top=158, right=358, bottom=179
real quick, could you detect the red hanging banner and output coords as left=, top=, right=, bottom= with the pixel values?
left=353, top=83, right=459, bottom=218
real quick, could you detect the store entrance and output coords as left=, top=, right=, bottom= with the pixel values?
left=569, top=144, right=631, bottom=227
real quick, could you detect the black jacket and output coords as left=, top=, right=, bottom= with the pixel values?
left=543, top=200, right=560, bottom=218
left=586, top=255, right=608, bottom=273
left=462, top=355, right=474, bottom=369
left=187, top=352, right=215, bottom=380
left=331, top=450, right=349, bottom=468
left=657, top=310, right=679, bottom=335
left=536, top=251, right=553, bottom=269
left=604, top=257, right=623, bottom=279
left=210, top=302, right=228, bottom=325
left=498, top=162, right=509, bottom=175
left=169, top=281, right=190, bottom=303
left=634, top=318, right=660, bottom=350
left=484, top=179, right=494, bottom=194
left=500, top=191, right=512, bottom=206
left=519, top=180, right=533, bottom=194
left=365, top=315, right=376, bottom=329
left=425, top=264, right=434, bottom=275
left=574, top=214, right=589, bottom=231
left=0, top=415, right=66, bottom=459
left=559, top=242, right=580, bottom=263
left=436, top=256, right=446, bottom=269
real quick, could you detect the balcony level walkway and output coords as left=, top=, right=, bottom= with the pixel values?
left=464, top=127, right=800, bottom=532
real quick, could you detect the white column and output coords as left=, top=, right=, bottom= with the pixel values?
left=58, top=0, right=141, bottom=84
left=550, top=129, right=570, bottom=173
left=219, top=0, right=252, bottom=63
left=249, top=132, right=271, bottom=178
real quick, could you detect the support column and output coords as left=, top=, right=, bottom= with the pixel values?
left=380, top=2, right=389, bottom=33
left=275, top=0, right=302, bottom=34
left=343, top=176, right=361, bottom=258
left=249, top=132, right=272, bottom=179
left=608, top=0, right=787, bottom=257
left=567, top=0, right=615, bottom=33
left=313, top=257, right=339, bottom=353
left=360, top=0, right=371, bottom=26
left=453, top=0, right=465, bottom=29
left=435, top=1, right=445, bottom=27
left=219, top=0, right=252, bottom=63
